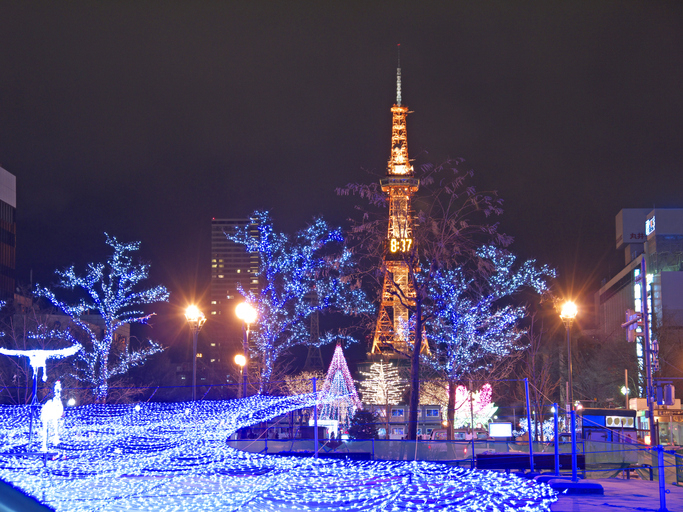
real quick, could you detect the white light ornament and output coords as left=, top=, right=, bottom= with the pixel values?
left=0, top=344, right=81, bottom=383
left=40, top=380, right=64, bottom=452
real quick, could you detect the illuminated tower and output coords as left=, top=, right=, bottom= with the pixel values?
left=371, top=52, right=422, bottom=357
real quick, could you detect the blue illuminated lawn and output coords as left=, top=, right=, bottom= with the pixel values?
left=0, top=396, right=558, bottom=511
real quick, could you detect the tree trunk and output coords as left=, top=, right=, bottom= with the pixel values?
left=408, top=301, right=423, bottom=441
left=385, top=400, right=390, bottom=439
left=447, top=379, right=456, bottom=441
left=95, top=348, right=110, bottom=403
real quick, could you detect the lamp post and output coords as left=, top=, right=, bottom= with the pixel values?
left=560, top=301, right=578, bottom=414
left=185, top=305, right=206, bottom=401
left=234, top=354, right=246, bottom=398
left=235, top=302, right=257, bottom=398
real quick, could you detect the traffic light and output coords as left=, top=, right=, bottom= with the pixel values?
left=623, top=309, right=643, bottom=343
left=656, top=383, right=675, bottom=406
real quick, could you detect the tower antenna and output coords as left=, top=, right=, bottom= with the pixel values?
left=396, top=44, right=402, bottom=106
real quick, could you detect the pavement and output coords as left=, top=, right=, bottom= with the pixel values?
left=551, top=477, right=683, bottom=511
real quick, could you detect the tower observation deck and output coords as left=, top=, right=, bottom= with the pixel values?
left=370, top=54, right=426, bottom=357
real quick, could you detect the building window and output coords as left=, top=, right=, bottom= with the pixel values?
left=391, top=408, right=404, bottom=418
left=426, top=408, right=440, bottom=417
left=392, top=428, right=404, bottom=435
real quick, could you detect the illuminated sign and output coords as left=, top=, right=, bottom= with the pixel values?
left=388, top=237, right=413, bottom=253
left=645, top=216, right=656, bottom=236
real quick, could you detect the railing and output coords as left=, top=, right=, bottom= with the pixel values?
left=226, top=436, right=681, bottom=480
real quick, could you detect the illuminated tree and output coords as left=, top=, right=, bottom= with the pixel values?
left=424, top=245, right=553, bottom=437
left=319, top=344, right=362, bottom=426
left=358, top=359, right=404, bottom=436
left=285, top=370, right=324, bottom=396
left=341, top=161, right=553, bottom=440
left=420, top=380, right=498, bottom=428
left=36, top=234, right=169, bottom=402
left=227, top=211, right=372, bottom=393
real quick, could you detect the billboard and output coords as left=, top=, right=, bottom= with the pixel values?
left=616, top=209, right=651, bottom=250
left=488, top=422, right=513, bottom=438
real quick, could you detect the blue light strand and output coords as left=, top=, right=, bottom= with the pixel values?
left=227, top=211, right=373, bottom=391
left=0, top=394, right=558, bottom=511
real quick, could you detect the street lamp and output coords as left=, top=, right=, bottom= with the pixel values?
left=621, top=385, right=630, bottom=410
left=185, top=305, right=206, bottom=401
left=560, top=301, right=578, bottom=413
left=235, top=302, right=257, bottom=398
left=234, top=354, right=246, bottom=398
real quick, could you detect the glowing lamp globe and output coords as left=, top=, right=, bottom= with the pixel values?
left=234, top=354, right=246, bottom=367
left=235, top=302, right=257, bottom=324
left=560, top=301, right=578, bottom=321
left=185, top=305, right=206, bottom=325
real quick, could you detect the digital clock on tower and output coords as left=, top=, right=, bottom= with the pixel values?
left=388, top=237, right=413, bottom=254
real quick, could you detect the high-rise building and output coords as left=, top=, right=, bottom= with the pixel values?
left=210, top=218, right=259, bottom=317
left=596, top=208, right=683, bottom=396
left=0, top=167, right=16, bottom=300
left=204, top=218, right=260, bottom=387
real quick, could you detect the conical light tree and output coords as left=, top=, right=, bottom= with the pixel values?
left=358, top=359, right=404, bottom=436
left=318, top=344, right=362, bottom=426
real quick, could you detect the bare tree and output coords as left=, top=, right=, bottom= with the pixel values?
left=340, top=161, right=552, bottom=440
left=514, top=309, right=560, bottom=441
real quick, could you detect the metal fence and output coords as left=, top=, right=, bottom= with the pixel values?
left=228, top=437, right=680, bottom=480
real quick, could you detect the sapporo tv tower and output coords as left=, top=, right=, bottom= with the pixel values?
left=370, top=48, right=428, bottom=358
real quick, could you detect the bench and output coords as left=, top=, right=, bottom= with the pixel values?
left=623, top=464, right=653, bottom=481
left=475, top=453, right=585, bottom=475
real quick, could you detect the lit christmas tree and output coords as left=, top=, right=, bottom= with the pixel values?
left=318, top=344, right=362, bottom=426
left=358, top=359, right=404, bottom=436
left=36, top=234, right=169, bottom=401
left=227, top=211, right=372, bottom=393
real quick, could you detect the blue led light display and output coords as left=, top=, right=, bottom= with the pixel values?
left=0, top=393, right=558, bottom=511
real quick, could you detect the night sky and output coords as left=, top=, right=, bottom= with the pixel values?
left=1, top=2, right=682, bottom=342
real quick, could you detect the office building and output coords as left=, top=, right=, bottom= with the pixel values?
left=0, top=167, right=16, bottom=300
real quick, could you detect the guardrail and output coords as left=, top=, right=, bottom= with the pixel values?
left=227, top=437, right=677, bottom=478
